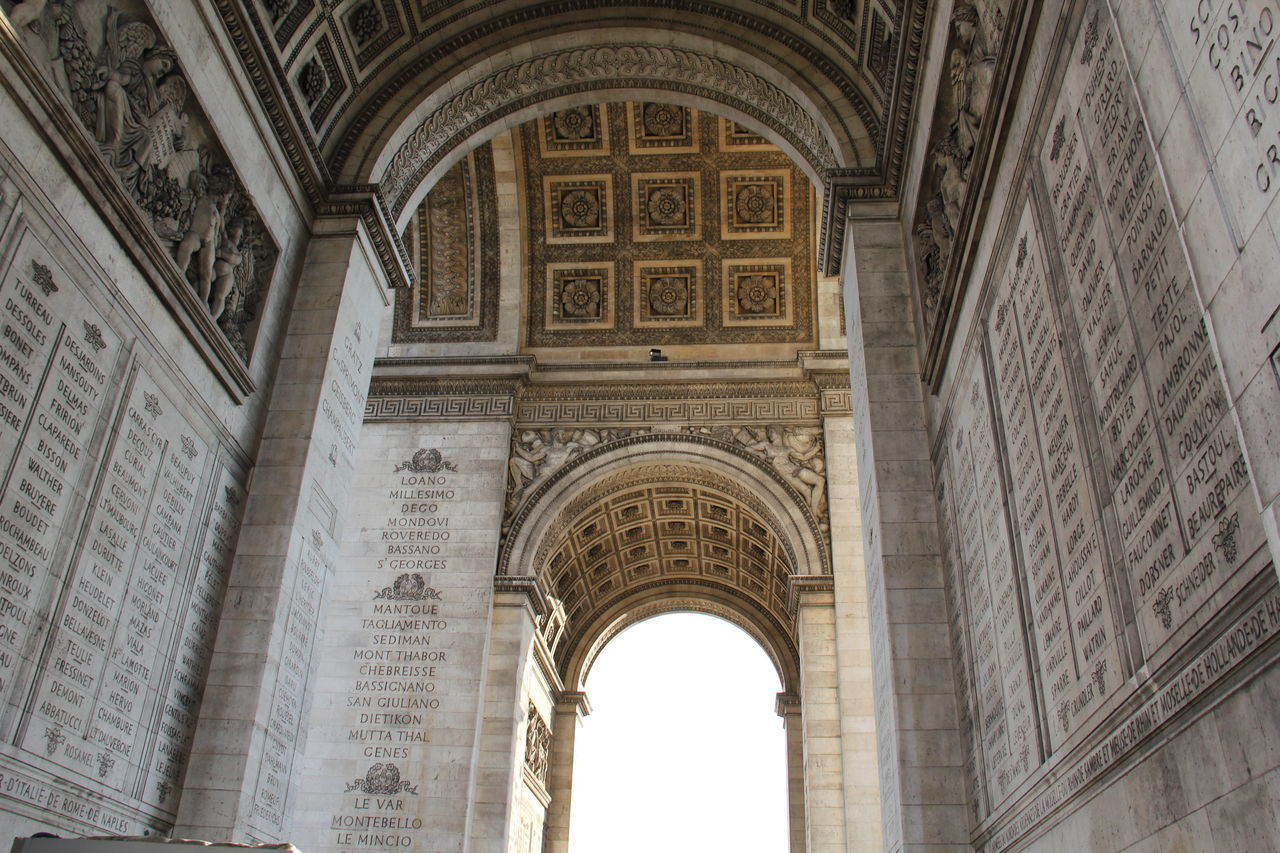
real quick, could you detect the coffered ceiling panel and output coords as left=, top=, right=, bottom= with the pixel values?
left=521, top=103, right=816, bottom=349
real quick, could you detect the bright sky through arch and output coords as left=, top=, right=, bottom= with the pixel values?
left=569, top=613, right=789, bottom=853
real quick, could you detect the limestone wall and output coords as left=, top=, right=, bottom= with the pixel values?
left=0, top=0, right=309, bottom=841
left=908, top=0, right=1280, bottom=848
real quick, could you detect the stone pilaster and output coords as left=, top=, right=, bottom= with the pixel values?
left=821, top=404, right=884, bottom=851
left=544, top=691, right=592, bottom=853
left=176, top=215, right=392, bottom=841
left=790, top=576, right=847, bottom=853
left=775, top=692, right=807, bottom=853
left=843, top=215, right=969, bottom=852
left=467, top=579, right=544, bottom=853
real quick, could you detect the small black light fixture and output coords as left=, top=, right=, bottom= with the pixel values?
left=649, top=348, right=668, bottom=362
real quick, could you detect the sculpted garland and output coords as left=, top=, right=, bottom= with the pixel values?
left=9, top=0, right=277, bottom=360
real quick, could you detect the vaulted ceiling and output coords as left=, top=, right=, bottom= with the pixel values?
left=392, top=103, right=821, bottom=352
left=217, top=0, right=927, bottom=209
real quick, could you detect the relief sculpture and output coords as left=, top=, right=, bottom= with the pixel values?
left=912, top=1, right=1010, bottom=340
left=733, top=426, right=828, bottom=535
left=8, top=0, right=277, bottom=359
left=502, top=424, right=830, bottom=540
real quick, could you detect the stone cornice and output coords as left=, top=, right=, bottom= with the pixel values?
left=318, top=185, right=414, bottom=289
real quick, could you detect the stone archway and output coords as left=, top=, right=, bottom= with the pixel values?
left=494, top=436, right=837, bottom=853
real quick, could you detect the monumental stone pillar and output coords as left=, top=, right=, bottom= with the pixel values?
left=841, top=214, right=968, bottom=852
left=468, top=580, right=544, bottom=853
left=775, top=692, right=806, bottom=853
left=544, top=691, right=590, bottom=853
left=819, top=402, right=883, bottom=851
left=790, top=576, right=846, bottom=853
left=281, top=376, right=515, bottom=853
left=175, top=209, right=396, bottom=842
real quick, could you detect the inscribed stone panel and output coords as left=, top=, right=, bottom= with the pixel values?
left=0, top=180, right=246, bottom=833
left=1166, top=0, right=1280, bottom=239
left=935, top=348, right=1039, bottom=811
left=986, top=206, right=1121, bottom=747
left=292, top=423, right=507, bottom=853
left=1039, top=1, right=1264, bottom=660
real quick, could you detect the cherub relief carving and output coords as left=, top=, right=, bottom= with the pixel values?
left=9, top=0, right=275, bottom=360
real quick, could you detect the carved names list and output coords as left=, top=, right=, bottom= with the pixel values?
left=0, top=231, right=244, bottom=827
left=1042, top=4, right=1262, bottom=656
left=936, top=0, right=1269, bottom=827
left=304, top=429, right=502, bottom=853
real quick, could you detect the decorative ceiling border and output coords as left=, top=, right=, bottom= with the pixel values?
left=515, top=381, right=823, bottom=427
left=379, top=44, right=842, bottom=215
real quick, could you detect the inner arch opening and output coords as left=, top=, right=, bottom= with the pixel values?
left=570, top=613, right=789, bottom=853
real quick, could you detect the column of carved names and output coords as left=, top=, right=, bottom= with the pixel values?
left=935, top=353, right=1038, bottom=807
left=140, top=468, right=244, bottom=811
left=936, top=462, right=988, bottom=820
left=249, top=319, right=374, bottom=839
left=988, top=211, right=1121, bottom=745
left=1041, top=3, right=1262, bottom=655
left=0, top=236, right=120, bottom=710
left=20, top=369, right=214, bottom=798
left=325, top=445, right=470, bottom=853
left=251, top=528, right=330, bottom=835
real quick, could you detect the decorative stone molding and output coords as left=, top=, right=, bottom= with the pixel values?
left=379, top=43, right=840, bottom=216
left=787, top=573, right=835, bottom=615
left=319, top=184, right=413, bottom=288
left=814, top=372, right=853, bottom=415
left=515, top=381, right=822, bottom=427
left=554, top=690, right=592, bottom=717
left=493, top=574, right=551, bottom=620
left=365, top=377, right=518, bottom=421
